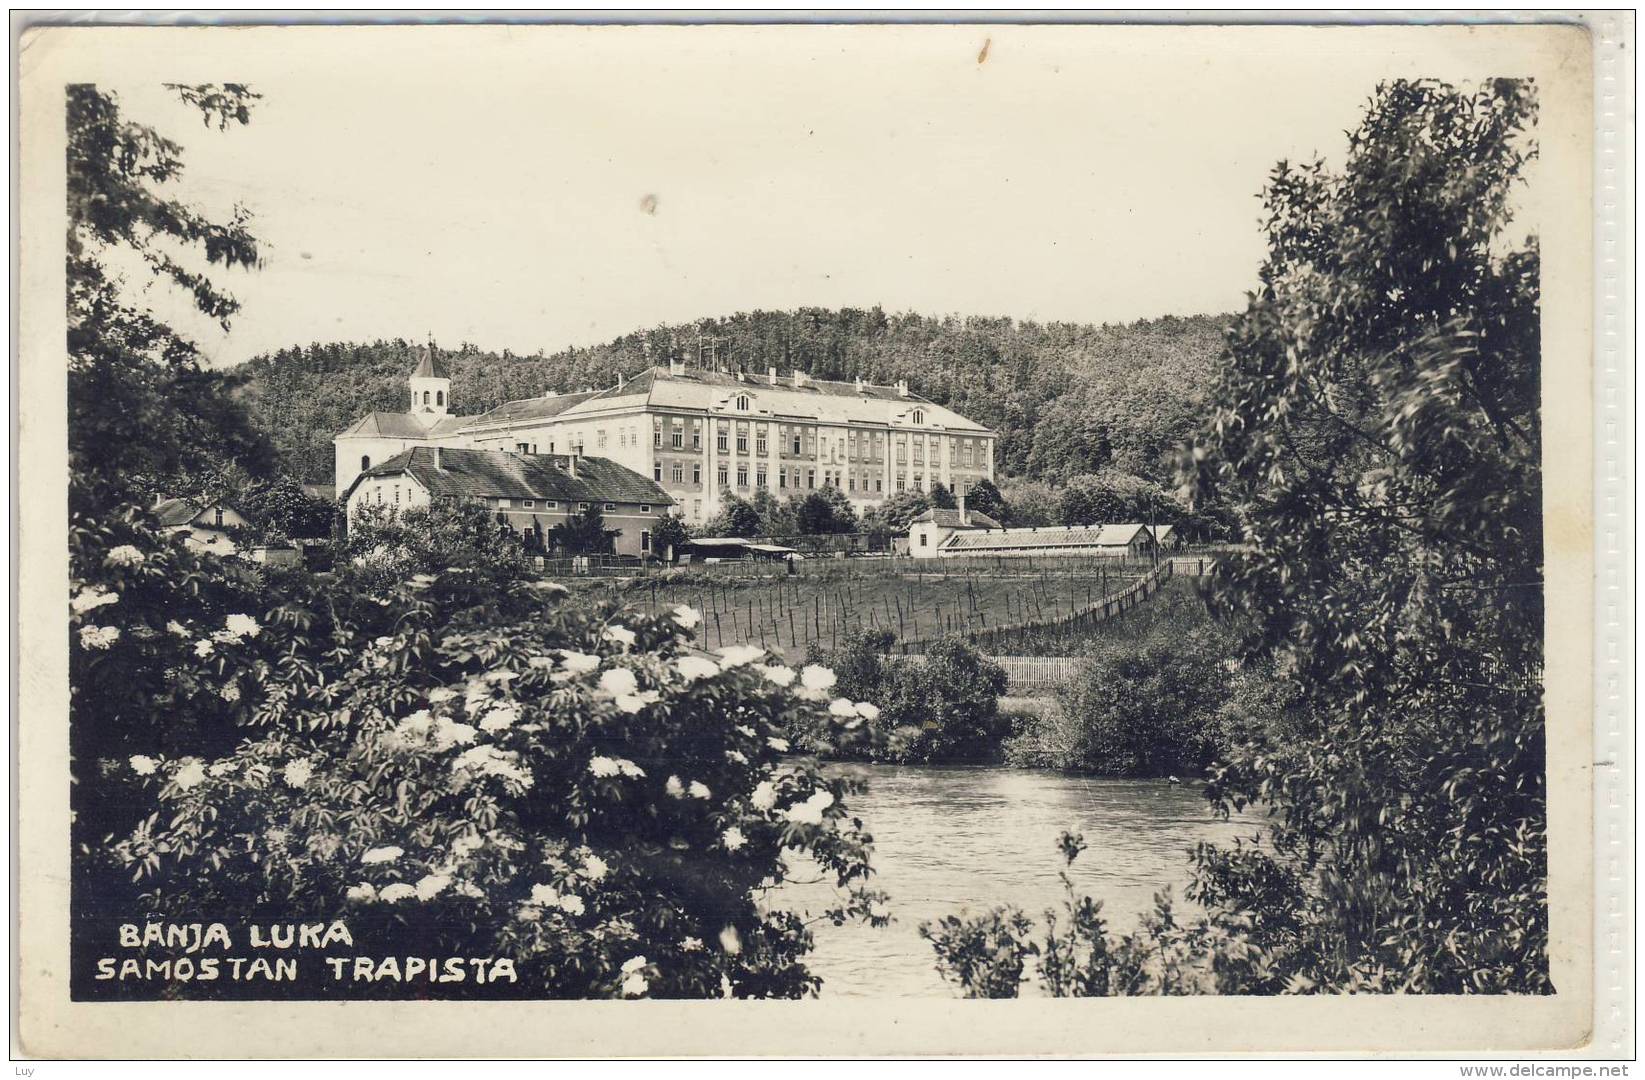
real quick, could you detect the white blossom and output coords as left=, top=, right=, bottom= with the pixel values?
left=681, top=936, right=704, bottom=952
left=560, top=651, right=602, bottom=675
left=736, top=725, right=756, bottom=738
left=346, top=883, right=377, bottom=902
left=598, top=668, right=639, bottom=697
left=621, top=972, right=648, bottom=997
left=621, top=955, right=648, bottom=974
left=222, top=613, right=262, bottom=641
left=452, top=834, right=484, bottom=859
left=725, top=750, right=748, bottom=765
left=529, top=883, right=560, bottom=906
left=688, top=781, right=711, bottom=800
left=616, top=759, right=646, bottom=779
left=173, top=760, right=206, bottom=790
left=602, top=625, right=636, bottom=649
left=208, top=760, right=236, bottom=778
left=721, top=826, right=747, bottom=852
left=282, top=759, right=314, bottom=789
left=829, top=697, right=857, bottom=718
left=589, top=756, right=621, bottom=778
left=433, top=717, right=479, bottom=749
left=750, top=781, right=777, bottom=811
left=758, top=664, right=796, bottom=687
left=673, top=655, right=720, bottom=683
left=78, top=625, right=120, bottom=650
left=671, top=604, right=702, bottom=629
left=526, top=655, right=555, bottom=669
left=379, top=883, right=417, bottom=903
left=426, top=687, right=458, bottom=705
left=800, top=665, right=837, bottom=692
left=165, top=620, right=189, bottom=637
left=479, top=705, right=520, bottom=734
left=855, top=701, right=881, bottom=720
left=616, top=691, right=660, bottom=715
left=718, top=926, right=742, bottom=955
left=361, top=845, right=404, bottom=865
left=558, top=894, right=585, bottom=916
left=766, top=737, right=790, bottom=752
left=581, top=854, right=609, bottom=881
left=716, top=644, right=765, bottom=669
left=219, top=683, right=241, bottom=703
left=70, top=586, right=118, bottom=613
left=193, top=639, right=215, bottom=658
left=665, top=775, right=684, bottom=798
left=103, top=545, right=144, bottom=568
left=414, top=873, right=452, bottom=901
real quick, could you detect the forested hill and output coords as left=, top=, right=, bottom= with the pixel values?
left=234, top=308, right=1232, bottom=485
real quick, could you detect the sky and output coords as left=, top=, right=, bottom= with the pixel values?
left=91, top=25, right=1542, bottom=368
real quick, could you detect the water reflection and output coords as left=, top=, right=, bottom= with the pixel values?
left=770, top=763, right=1263, bottom=997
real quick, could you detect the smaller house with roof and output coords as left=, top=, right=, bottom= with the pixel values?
left=936, top=522, right=1157, bottom=560
left=908, top=500, right=1003, bottom=560
left=342, top=446, right=672, bottom=559
left=152, top=497, right=250, bottom=556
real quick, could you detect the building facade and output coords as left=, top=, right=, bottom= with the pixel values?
left=343, top=445, right=671, bottom=560
left=334, top=348, right=997, bottom=527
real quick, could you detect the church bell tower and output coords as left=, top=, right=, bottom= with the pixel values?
left=409, top=339, right=451, bottom=417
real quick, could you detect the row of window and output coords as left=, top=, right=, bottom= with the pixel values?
left=416, top=390, right=446, bottom=408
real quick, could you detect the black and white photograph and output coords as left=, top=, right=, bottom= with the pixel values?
left=15, top=17, right=1619, bottom=1059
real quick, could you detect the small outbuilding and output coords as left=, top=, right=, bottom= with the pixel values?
left=152, top=497, right=249, bottom=557
left=908, top=504, right=1003, bottom=560
left=937, top=522, right=1157, bottom=559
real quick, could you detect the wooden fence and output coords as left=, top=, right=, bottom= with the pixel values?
left=896, top=560, right=1176, bottom=655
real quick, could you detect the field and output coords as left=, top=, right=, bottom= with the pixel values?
left=602, top=556, right=1158, bottom=662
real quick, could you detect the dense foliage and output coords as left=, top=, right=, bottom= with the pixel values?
left=67, top=84, right=277, bottom=513
left=236, top=312, right=1229, bottom=486
left=1005, top=584, right=1295, bottom=777
left=796, top=629, right=1010, bottom=764
left=928, top=78, right=1548, bottom=995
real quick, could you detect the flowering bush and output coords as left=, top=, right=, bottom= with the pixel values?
left=72, top=495, right=889, bottom=999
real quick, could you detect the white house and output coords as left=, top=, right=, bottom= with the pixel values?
left=908, top=504, right=1003, bottom=559
left=937, top=522, right=1157, bottom=559
left=342, top=445, right=673, bottom=560
left=152, top=498, right=249, bottom=556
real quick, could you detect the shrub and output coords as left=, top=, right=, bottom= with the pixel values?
left=72, top=496, right=890, bottom=1000
left=1005, top=586, right=1261, bottom=776
left=800, top=632, right=1008, bottom=764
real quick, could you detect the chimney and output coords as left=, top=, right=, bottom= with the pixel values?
left=567, top=446, right=580, bottom=478
left=957, top=491, right=966, bottom=520
left=617, top=371, right=626, bottom=390
left=768, top=366, right=778, bottom=386
left=432, top=446, right=442, bottom=469
left=792, top=370, right=805, bottom=389
left=855, top=374, right=865, bottom=392
left=669, top=358, right=685, bottom=376
left=896, top=379, right=909, bottom=398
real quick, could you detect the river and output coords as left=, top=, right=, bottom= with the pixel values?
left=770, top=763, right=1263, bottom=997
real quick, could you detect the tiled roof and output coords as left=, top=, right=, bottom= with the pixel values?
left=911, top=508, right=1002, bottom=530
left=541, top=366, right=991, bottom=433
left=337, top=411, right=468, bottom=439
left=346, top=446, right=672, bottom=507
left=152, top=497, right=206, bottom=527
left=940, top=523, right=1152, bottom=552
left=464, top=389, right=602, bottom=428
left=411, top=345, right=451, bottom=380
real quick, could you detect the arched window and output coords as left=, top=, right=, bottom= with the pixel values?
left=436, top=390, right=444, bottom=407
left=912, top=409, right=925, bottom=425
left=361, top=455, right=371, bottom=472
left=736, top=394, right=750, bottom=411
left=423, top=391, right=430, bottom=405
